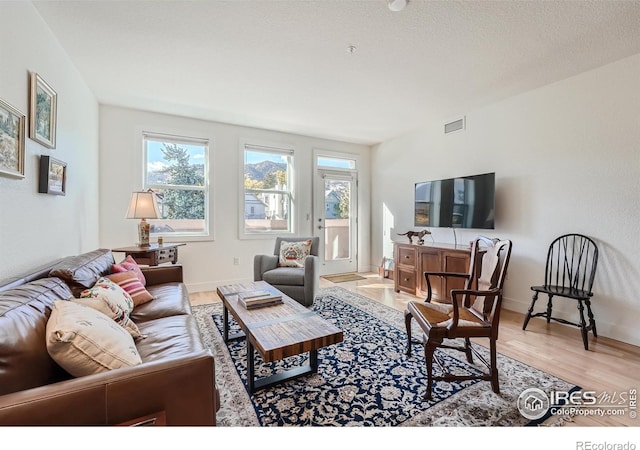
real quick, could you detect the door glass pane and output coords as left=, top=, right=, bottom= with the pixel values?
left=324, top=178, right=351, bottom=261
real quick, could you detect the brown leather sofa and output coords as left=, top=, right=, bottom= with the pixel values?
left=0, top=249, right=218, bottom=426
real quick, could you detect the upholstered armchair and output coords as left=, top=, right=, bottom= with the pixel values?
left=253, top=237, right=319, bottom=307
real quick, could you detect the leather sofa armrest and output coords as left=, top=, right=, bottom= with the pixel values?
left=141, top=265, right=184, bottom=286
left=0, top=351, right=217, bottom=426
left=254, top=255, right=278, bottom=281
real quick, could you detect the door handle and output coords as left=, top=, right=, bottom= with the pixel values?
left=318, top=225, right=325, bottom=230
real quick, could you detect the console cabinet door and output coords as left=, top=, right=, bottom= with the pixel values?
left=419, top=249, right=442, bottom=300
left=441, top=251, right=470, bottom=303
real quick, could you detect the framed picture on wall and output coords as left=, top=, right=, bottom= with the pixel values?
left=29, top=72, right=57, bottom=149
left=38, top=155, right=66, bottom=195
left=0, top=98, right=26, bottom=178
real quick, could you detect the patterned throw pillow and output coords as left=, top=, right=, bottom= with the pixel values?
left=79, top=277, right=134, bottom=316
left=70, top=296, right=142, bottom=339
left=46, top=301, right=142, bottom=377
left=112, top=255, right=146, bottom=286
left=278, top=239, right=313, bottom=268
left=107, top=271, right=154, bottom=307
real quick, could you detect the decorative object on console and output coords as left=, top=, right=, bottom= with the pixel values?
left=29, top=72, right=57, bottom=149
left=126, top=189, right=160, bottom=247
left=0, top=97, right=26, bottom=178
left=397, top=229, right=430, bottom=245
left=38, top=155, right=66, bottom=195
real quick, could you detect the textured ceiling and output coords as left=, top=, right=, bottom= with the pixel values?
left=32, top=0, right=640, bottom=145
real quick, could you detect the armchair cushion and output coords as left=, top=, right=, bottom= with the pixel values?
left=278, top=239, right=313, bottom=268
left=262, top=267, right=306, bottom=286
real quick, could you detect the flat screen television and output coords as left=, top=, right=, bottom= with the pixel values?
left=414, top=172, right=495, bottom=229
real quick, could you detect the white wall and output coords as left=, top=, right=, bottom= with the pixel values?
left=372, top=53, right=640, bottom=346
left=0, top=2, right=99, bottom=280
left=98, top=105, right=371, bottom=292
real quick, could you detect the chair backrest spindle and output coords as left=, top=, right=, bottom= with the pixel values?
left=543, top=234, right=598, bottom=295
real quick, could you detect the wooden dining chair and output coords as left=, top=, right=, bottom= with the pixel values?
left=405, top=237, right=512, bottom=400
left=522, top=233, right=599, bottom=350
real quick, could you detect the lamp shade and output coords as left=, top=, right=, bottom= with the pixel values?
left=126, top=191, right=160, bottom=219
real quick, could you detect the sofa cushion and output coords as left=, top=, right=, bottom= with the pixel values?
left=0, top=278, right=73, bottom=396
left=106, top=270, right=154, bottom=307
left=46, top=301, right=142, bottom=377
left=262, top=267, right=305, bottom=286
left=130, top=283, right=191, bottom=323
left=49, top=249, right=115, bottom=296
left=135, top=315, right=205, bottom=363
left=79, top=277, right=135, bottom=316
left=70, top=296, right=142, bottom=338
left=278, top=239, right=312, bottom=268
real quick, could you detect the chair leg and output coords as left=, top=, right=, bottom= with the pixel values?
left=577, top=300, right=589, bottom=351
left=489, top=337, right=500, bottom=394
left=522, top=292, right=538, bottom=330
left=545, top=295, right=554, bottom=323
left=423, top=337, right=442, bottom=401
left=405, top=310, right=413, bottom=357
left=585, top=298, right=597, bottom=338
left=464, top=337, right=473, bottom=364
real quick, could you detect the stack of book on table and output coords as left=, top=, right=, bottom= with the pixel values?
left=237, top=289, right=283, bottom=309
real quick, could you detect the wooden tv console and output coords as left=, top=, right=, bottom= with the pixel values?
left=393, top=241, right=476, bottom=302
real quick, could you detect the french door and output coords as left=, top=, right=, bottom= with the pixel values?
left=314, top=169, right=358, bottom=275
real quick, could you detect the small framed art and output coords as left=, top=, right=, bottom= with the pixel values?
left=39, top=155, right=66, bottom=195
left=0, top=97, right=26, bottom=178
left=29, top=72, right=57, bottom=149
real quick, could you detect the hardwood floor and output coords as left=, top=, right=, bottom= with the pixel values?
left=190, top=273, right=640, bottom=427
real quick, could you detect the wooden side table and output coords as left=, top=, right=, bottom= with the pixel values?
left=111, top=243, right=186, bottom=266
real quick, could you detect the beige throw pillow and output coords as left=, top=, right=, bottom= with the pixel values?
left=46, top=301, right=142, bottom=377
left=278, top=239, right=312, bottom=268
left=70, top=296, right=142, bottom=339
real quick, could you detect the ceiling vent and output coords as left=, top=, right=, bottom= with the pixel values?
left=444, top=117, right=465, bottom=134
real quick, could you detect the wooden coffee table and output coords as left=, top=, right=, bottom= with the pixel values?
left=216, top=281, right=343, bottom=394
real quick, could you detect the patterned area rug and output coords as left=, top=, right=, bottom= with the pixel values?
left=193, top=286, right=579, bottom=426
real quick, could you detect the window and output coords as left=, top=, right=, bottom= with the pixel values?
left=242, top=143, right=294, bottom=235
left=143, top=132, right=209, bottom=238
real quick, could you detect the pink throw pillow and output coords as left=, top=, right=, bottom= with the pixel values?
left=112, top=255, right=146, bottom=286
left=106, top=271, right=154, bottom=307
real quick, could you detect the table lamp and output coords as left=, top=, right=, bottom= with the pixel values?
left=126, top=190, right=160, bottom=246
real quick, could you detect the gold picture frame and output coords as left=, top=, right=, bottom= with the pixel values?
left=29, top=72, right=57, bottom=149
left=38, top=155, right=66, bottom=196
left=0, top=97, right=26, bottom=178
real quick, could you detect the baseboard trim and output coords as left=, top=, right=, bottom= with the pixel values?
left=186, top=277, right=252, bottom=293
left=503, top=296, right=639, bottom=347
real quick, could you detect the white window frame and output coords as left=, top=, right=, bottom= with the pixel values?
left=239, top=139, right=295, bottom=239
left=143, top=131, right=211, bottom=241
